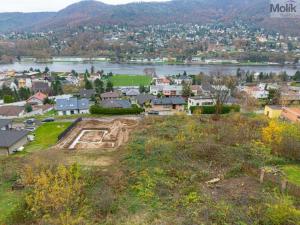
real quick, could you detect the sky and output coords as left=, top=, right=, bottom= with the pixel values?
left=0, top=0, right=168, bottom=13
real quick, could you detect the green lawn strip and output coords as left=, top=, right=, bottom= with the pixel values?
left=108, top=75, right=152, bottom=86
left=281, top=165, right=300, bottom=186
left=24, top=122, right=72, bottom=153
left=0, top=181, right=23, bottom=223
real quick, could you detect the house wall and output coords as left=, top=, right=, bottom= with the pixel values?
left=1, top=136, right=29, bottom=155
left=0, top=147, right=9, bottom=155
left=264, top=106, right=282, bottom=119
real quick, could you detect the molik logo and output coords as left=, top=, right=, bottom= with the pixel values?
left=270, top=0, right=300, bottom=18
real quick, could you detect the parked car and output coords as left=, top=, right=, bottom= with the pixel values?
left=25, top=126, right=36, bottom=132
left=42, top=117, right=55, bottom=123
left=24, top=118, right=36, bottom=125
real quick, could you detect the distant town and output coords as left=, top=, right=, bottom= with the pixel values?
left=1, top=22, right=300, bottom=65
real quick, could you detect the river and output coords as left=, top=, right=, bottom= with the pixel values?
left=0, top=61, right=299, bottom=76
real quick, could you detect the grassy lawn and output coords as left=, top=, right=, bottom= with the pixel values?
left=281, top=165, right=300, bottom=186
left=24, top=122, right=71, bottom=153
left=0, top=181, right=23, bottom=223
left=108, top=74, right=152, bottom=86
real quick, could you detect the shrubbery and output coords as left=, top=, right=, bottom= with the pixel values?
left=90, top=105, right=144, bottom=115
left=190, top=105, right=240, bottom=114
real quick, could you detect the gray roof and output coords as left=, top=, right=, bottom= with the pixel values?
left=101, top=100, right=132, bottom=109
left=0, top=130, right=29, bottom=148
left=0, top=119, right=12, bottom=129
left=101, top=92, right=120, bottom=99
left=80, top=89, right=95, bottom=99
left=55, top=98, right=89, bottom=111
left=125, top=89, right=140, bottom=96
left=134, top=94, right=155, bottom=105
left=153, top=97, right=186, bottom=105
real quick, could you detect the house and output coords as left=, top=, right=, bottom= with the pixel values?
left=132, top=94, right=155, bottom=106
left=0, top=130, right=29, bottom=155
left=242, top=86, right=269, bottom=99
left=0, top=119, right=12, bottom=130
left=0, top=106, right=25, bottom=118
left=150, top=85, right=182, bottom=96
left=150, top=97, right=186, bottom=115
left=264, top=105, right=283, bottom=119
left=281, top=107, right=300, bottom=123
left=188, top=96, right=215, bottom=110
left=80, top=89, right=95, bottom=99
left=32, top=81, right=51, bottom=94
left=153, top=77, right=171, bottom=86
left=173, top=76, right=192, bottom=85
left=125, top=89, right=140, bottom=97
left=191, top=85, right=202, bottom=96
left=55, top=97, right=90, bottom=116
left=27, top=92, right=48, bottom=105
left=100, top=92, right=121, bottom=100
left=100, top=100, right=132, bottom=109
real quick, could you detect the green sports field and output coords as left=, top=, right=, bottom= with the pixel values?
left=108, top=74, right=152, bottom=86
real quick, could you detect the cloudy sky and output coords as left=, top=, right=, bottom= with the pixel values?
left=0, top=0, right=168, bottom=12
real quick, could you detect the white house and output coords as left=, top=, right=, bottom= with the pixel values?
left=55, top=97, right=90, bottom=116
left=188, top=96, right=215, bottom=109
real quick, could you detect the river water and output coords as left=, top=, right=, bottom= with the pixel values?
left=0, top=61, right=299, bottom=76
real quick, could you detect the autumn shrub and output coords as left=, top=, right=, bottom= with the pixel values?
left=262, top=120, right=300, bottom=160
left=21, top=164, right=90, bottom=225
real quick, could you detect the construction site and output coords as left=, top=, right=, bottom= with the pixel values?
left=56, top=117, right=140, bottom=151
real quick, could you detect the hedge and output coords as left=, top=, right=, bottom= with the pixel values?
left=90, top=105, right=144, bottom=115
left=190, top=105, right=240, bottom=114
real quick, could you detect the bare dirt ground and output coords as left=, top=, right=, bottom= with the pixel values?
left=55, top=117, right=140, bottom=151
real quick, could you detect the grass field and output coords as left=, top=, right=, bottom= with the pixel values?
left=24, top=122, right=71, bottom=153
left=281, top=165, right=300, bottom=185
left=0, top=181, right=23, bottom=223
left=108, top=74, right=152, bottom=86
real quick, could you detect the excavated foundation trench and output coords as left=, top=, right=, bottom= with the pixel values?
left=56, top=118, right=139, bottom=150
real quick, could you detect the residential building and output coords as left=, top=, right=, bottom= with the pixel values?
left=55, top=97, right=90, bottom=116
left=32, top=81, right=51, bottom=94
left=0, top=119, right=12, bottom=130
left=27, top=92, right=48, bottom=105
left=100, top=100, right=132, bottom=109
left=150, top=85, right=182, bottom=96
left=80, top=89, right=95, bottom=99
left=188, top=96, right=215, bottom=109
left=150, top=97, right=186, bottom=115
left=264, top=105, right=283, bottom=119
left=100, top=92, right=121, bottom=100
left=0, top=130, right=29, bottom=155
left=0, top=106, right=25, bottom=118
left=173, top=76, right=192, bottom=85
left=132, top=94, right=155, bottom=106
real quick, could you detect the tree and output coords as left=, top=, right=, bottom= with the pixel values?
left=268, top=89, right=281, bottom=105
left=25, top=103, right=32, bottom=113
left=139, top=85, right=146, bottom=94
left=44, top=67, right=49, bottom=74
left=51, top=77, right=63, bottom=95
left=18, top=87, right=31, bottom=100
left=209, top=77, right=230, bottom=117
left=293, top=71, right=300, bottom=81
left=43, top=97, right=54, bottom=105
left=94, top=78, right=104, bottom=94
left=85, top=69, right=90, bottom=78
left=3, top=95, right=14, bottom=103
left=106, top=80, right=114, bottom=92
left=85, top=79, right=93, bottom=90
left=182, top=83, right=192, bottom=98
left=91, top=65, right=95, bottom=74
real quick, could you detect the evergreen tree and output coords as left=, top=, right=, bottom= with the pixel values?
left=106, top=80, right=114, bottom=92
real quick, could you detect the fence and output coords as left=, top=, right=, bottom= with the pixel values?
left=242, top=163, right=300, bottom=198
left=57, top=117, right=82, bottom=141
